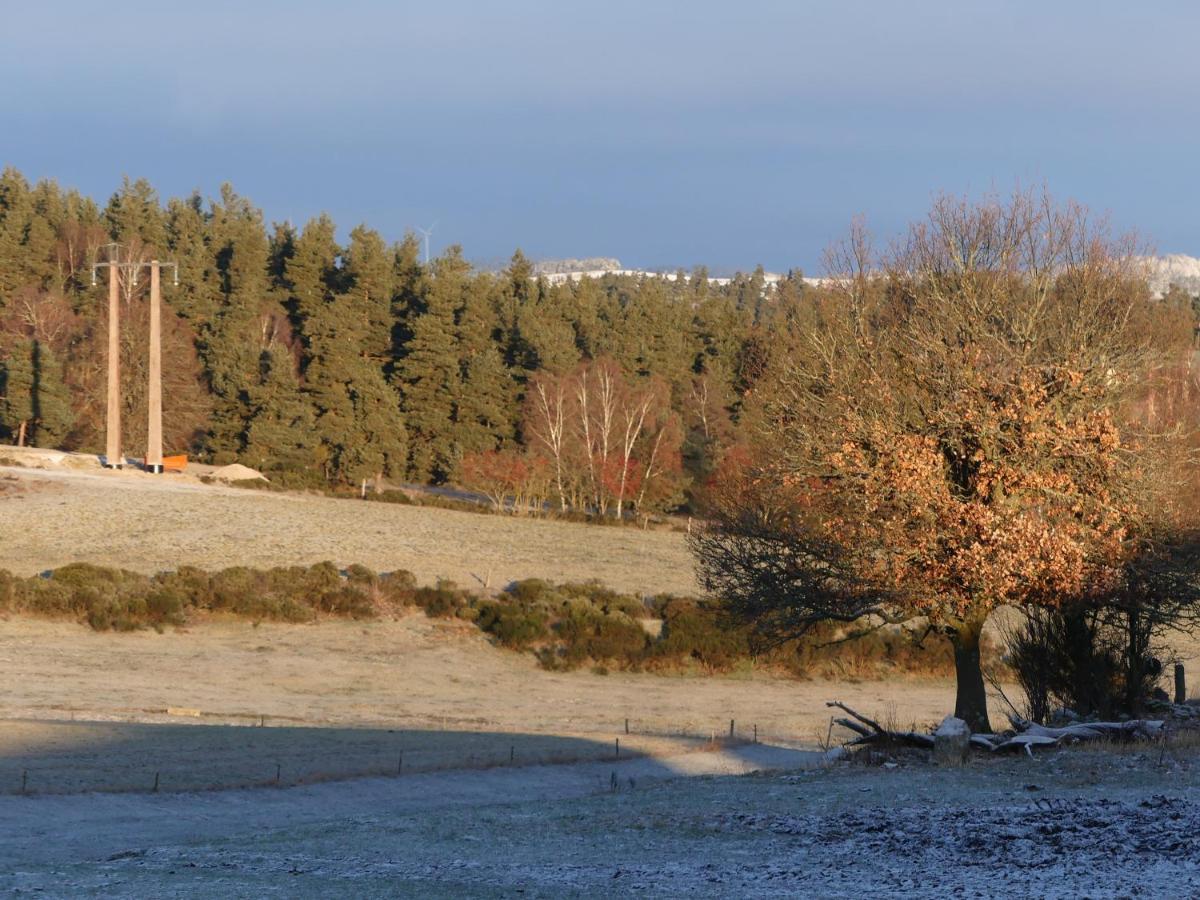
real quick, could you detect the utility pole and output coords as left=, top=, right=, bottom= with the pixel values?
left=93, top=246, right=124, bottom=468
left=106, top=259, right=122, bottom=468
left=147, top=261, right=164, bottom=473
left=92, top=247, right=178, bottom=473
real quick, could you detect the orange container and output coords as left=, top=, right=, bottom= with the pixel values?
left=163, top=454, right=188, bottom=472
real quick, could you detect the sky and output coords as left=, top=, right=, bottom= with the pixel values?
left=3, top=1, right=1199, bottom=273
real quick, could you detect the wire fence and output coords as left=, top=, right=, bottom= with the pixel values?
left=0, top=713, right=812, bottom=797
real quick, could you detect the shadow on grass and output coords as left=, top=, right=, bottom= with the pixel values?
left=0, top=718, right=817, bottom=795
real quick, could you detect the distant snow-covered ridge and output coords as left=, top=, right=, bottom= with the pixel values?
left=531, top=255, right=1200, bottom=296
left=532, top=259, right=824, bottom=288
left=1143, top=254, right=1200, bottom=297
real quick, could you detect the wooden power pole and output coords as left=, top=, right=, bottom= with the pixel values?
left=104, top=257, right=122, bottom=468
left=92, top=247, right=178, bottom=473
left=146, top=261, right=164, bottom=473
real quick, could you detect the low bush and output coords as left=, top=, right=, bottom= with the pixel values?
left=0, top=562, right=991, bottom=682
left=0, top=569, right=15, bottom=609
left=650, top=597, right=750, bottom=670
left=555, top=607, right=648, bottom=666
left=506, top=578, right=554, bottom=605
left=412, top=581, right=468, bottom=618
left=379, top=569, right=418, bottom=605
left=1005, top=603, right=1159, bottom=722
left=476, top=601, right=548, bottom=647
left=364, top=490, right=414, bottom=505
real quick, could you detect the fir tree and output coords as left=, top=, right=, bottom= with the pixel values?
left=104, top=177, right=167, bottom=250
left=162, top=194, right=221, bottom=326
left=285, top=214, right=339, bottom=333
left=202, top=186, right=276, bottom=458
left=453, top=275, right=515, bottom=458
left=395, top=247, right=467, bottom=480
left=342, top=225, right=395, bottom=360
left=0, top=338, right=73, bottom=447
left=243, top=343, right=319, bottom=475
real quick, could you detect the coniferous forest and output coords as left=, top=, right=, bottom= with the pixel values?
left=0, top=167, right=811, bottom=515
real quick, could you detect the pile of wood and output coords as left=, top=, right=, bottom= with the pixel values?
left=827, top=700, right=1164, bottom=757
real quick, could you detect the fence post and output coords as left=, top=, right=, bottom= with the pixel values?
left=625, top=718, right=629, bottom=735
left=1176, top=663, right=1187, bottom=705
left=615, top=738, right=620, bottom=760
left=754, top=723, right=758, bottom=744
left=21, top=770, right=27, bottom=794
left=153, top=772, right=160, bottom=793
left=730, top=719, right=735, bottom=739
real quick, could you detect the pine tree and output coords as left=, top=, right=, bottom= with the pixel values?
left=342, top=225, right=395, bottom=360
left=0, top=338, right=73, bottom=447
left=201, top=186, right=276, bottom=459
left=243, top=343, right=320, bottom=475
left=395, top=248, right=467, bottom=480
left=165, top=194, right=222, bottom=326
left=513, top=295, right=579, bottom=373
left=0, top=168, right=36, bottom=301
left=285, top=214, right=339, bottom=332
left=453, top=275, right=514, bottom=459
left=342, top=360, right=408, bottom=482
left=104, top=177, right=167, bottom=250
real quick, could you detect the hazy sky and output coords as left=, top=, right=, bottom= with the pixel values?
left=3, top=1, right=1198, bottom=272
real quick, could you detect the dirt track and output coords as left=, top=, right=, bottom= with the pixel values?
left=0, top=464, right=698, bottom=594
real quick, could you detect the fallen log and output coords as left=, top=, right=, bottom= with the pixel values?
left=825, top=701, right=935, bottom=749
left=993, top=717, right=1164, bottom=751
left=826, top=701, right=1164, bottom=756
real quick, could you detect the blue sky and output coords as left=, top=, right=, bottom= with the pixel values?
left=2, top=1, right=1197, bottom=272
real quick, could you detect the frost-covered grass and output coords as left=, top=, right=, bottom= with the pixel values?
left=5, top=745, right=1200, bottom=897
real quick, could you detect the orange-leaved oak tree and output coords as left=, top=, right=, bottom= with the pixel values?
left=691, top=190, right=1197, bottom=732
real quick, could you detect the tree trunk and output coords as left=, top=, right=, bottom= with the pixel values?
left=16, top=420, right=27, bottom=447
left=951, top=618, right=990, bottom=733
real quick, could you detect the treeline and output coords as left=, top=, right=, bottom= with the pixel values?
left=0, top=167, right=813, bottom=514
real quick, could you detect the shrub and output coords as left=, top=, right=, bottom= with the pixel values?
left=343, top=564, right=378, bottom=586
left=1005, top=604, right=1158, bottom=722
left=507, top=579, right=554, bottom=605
left=379, top=569, right=418, bottom=606
left=555, top=608, right=647, bottom=666
left=0, top=569, right=14, bottom=610
left=651, top=598, right=750, bottom=671
left=365, top=489, right=414, bottom=505
left=144, top=588, right=187, bottom=626
left=263, top=468, right=328, bottom=492
left=207, top=566, right=316, bottom=622
left=315, top=585, right=375, bottom=619
left=477, top=601, right=548, bottom=648
left=558, top=581, right=648, bottom=619
left=413, top=581, right=467, bottom=618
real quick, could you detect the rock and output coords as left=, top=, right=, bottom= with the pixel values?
left=210, top=463, right=268, bottom=482
left=933, top=715, right=970, bottom=766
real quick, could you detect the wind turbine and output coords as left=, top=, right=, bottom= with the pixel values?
left=415, top=222, right=437, bottom=264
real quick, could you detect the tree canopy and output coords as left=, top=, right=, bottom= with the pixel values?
left=0, top=166, right=815, bottom=516
left=692, top=191, right=1200, bottom=731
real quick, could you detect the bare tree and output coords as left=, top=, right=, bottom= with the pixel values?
left=524, top=373, right=570, bottom=511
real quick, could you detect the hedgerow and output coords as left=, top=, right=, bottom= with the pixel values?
left=0, top=563, right=986, bottom=676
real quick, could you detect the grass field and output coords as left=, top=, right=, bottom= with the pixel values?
left=4, top=457, right=1200, bottom=897
left=0, top=464, right=698, bottom=594
left=0, top=613, right=973, bottom=793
